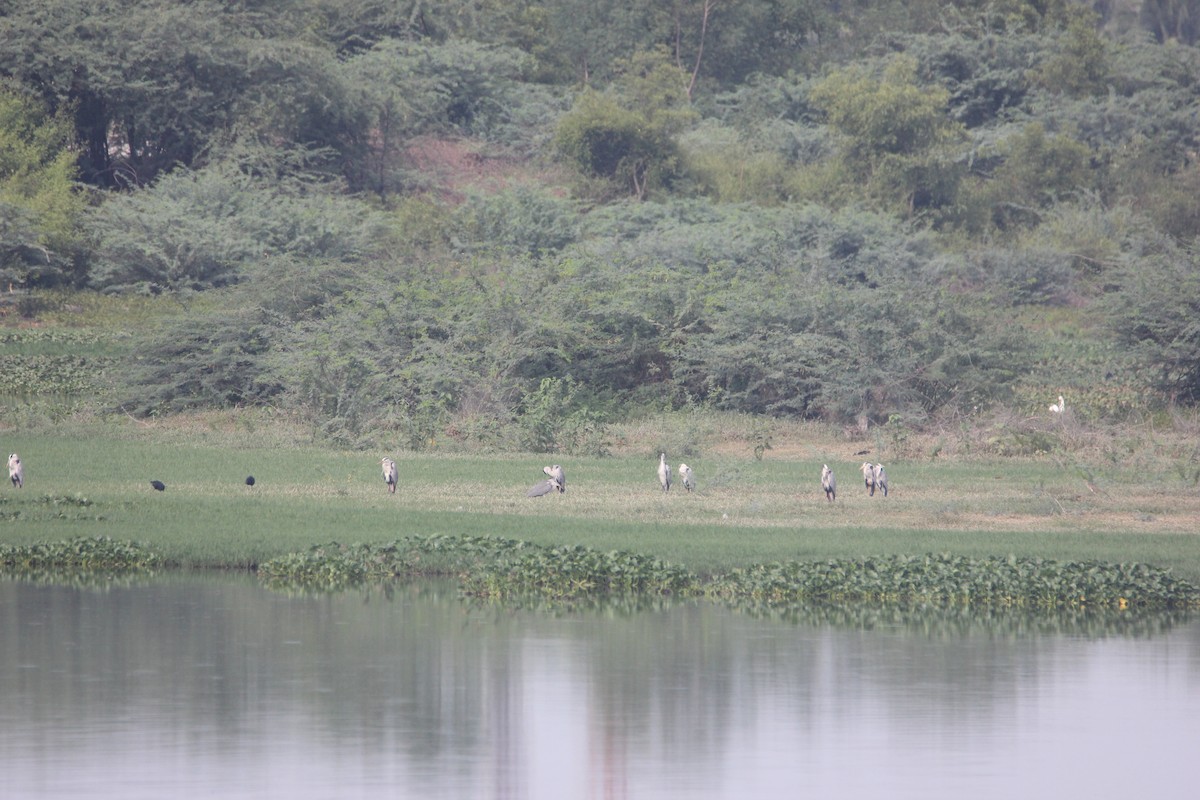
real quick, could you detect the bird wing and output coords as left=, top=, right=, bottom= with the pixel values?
left=526, top=479, right=558, bottom=497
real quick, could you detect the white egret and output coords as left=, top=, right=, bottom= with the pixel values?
left=1049, top=395, right=1065, bottom=414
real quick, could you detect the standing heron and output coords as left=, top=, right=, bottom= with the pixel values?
left=1049, top=394, right=1065, bottom=414
left=678, top=463, right=695, bottom=492
left=860, top=461, right=876, bottom=496
left=658, top=453, right=672, bottom=492
left=8, top=453, right=22, bottom=488
left=543, top=464, right=566, bottom=493
left=873, top=463, right=888, bottom=497
left=380, top=457, right=398, bottom=494
left=821, top=464, right=836, bottom=501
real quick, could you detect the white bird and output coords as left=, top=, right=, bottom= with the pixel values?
left=380, top=457, right=397, bottom=494
left=8, top=453, right=22, bottom=488
left=873, top=463, right=888, bottom=497
left=658, top=453, right=672, bottom=492
left=543, top=464, right=566, bottom=493
left=821, top=464, right=836, bottom=501
left=679, top=463, right=695, bottom=492
left=1049, top=395, right=1065, bottom=414
left=860, top=461, right=876, bottom=496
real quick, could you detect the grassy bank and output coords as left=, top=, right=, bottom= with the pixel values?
left=1, top=419, right=1198, bottom=583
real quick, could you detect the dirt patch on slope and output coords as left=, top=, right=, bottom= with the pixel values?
left=404, top=136, right=566, bottom=204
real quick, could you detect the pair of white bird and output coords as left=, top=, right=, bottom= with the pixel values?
left=8, top=453, right=23, bottom=488
left=860, top=462, right=888, bottom=497
left=822, top=462, right=887, bottom=499
left=658, top=453, right=695, bottom=493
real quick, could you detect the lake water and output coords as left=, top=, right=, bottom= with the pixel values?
left=1, top=572, right=1197, bottom=799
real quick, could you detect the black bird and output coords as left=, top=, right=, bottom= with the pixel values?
left=245, top=475, right=256, bottom=487
left=150, top=480, right=166, bottom=491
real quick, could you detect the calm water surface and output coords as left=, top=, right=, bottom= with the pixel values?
left=1, top=572, right=1197, bottom=799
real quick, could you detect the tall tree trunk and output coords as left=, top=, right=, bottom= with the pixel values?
left=687, top=0, right=718, bottom=102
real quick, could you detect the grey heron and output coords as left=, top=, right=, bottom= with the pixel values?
left=860, top=461, right=876, bottom=496
left=380, top=457, right=398, bottom=494
left=526, top=477, right=562, bottom=497
left=543, top=464, right=566, bottom=493
left=678, top=463, right=694, bottom=492
left=821, top=464, right=836, bottom=501
left=873, top=463, right=888, bottom=497
left=8, top=453, right=22, bottom=488
left=658, top=453, right=671, bottom=492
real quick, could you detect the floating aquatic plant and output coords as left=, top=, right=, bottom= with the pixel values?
left=252, top=536, right=1200, bottom=611
left=460, top=544, right=696, bottom=601
left=256, top=534, right=531, bottom=591
left=706, top=553, right=1200, bottom=610
left=0, top=536, right=160, bottom=573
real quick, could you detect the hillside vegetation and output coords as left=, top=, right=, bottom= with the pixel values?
left=3, top=0, right=1200, bottom=456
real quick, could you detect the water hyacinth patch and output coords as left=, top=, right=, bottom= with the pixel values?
left=460, top=544, right=696, bottom=601
left=707, top=553, right=1200, bottom=610
left=0, top=536, right=159, bottom=572
left=260, top=537, right=1200, bottom=611
left=256, top=534, right=532, bottom=590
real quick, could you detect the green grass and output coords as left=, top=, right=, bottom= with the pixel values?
left=1, top=424, right=1198, bottom=583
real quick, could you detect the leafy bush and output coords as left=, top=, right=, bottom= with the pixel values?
left=0, top=88, right=88, bottom=287
left=555, top=92, right=670, bottom=197
left=116, top=306, right=282, bottom=415
left=88, top=160, right=388, bottom=293
left=450, top=187, right=580, bottom=255
left=1104, top=248, right=1200, bottom=403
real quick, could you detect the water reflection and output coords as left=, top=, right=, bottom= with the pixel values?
left=1, top=573, right=1197, bottom=799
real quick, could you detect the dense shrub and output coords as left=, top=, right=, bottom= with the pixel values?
left=88, top=161, right=388, bottom=293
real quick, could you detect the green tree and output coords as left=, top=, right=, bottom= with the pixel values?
left=1105, top=249, right=1200, bottom=403
left=810, top=56, right=967, bottom=216
left=0, top=87, right=86, bottom=286
left=555, top=48, right=696, bottom=198
left=0, top=0, right=359, bottom=187
left=1035, top=8, right=1111, bottom=96
left=978, top=122, right=1094, bottom=230
left=1140, top=0, right=1200, bottom=44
